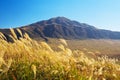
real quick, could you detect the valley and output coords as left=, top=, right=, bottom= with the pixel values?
left=46, top=38, right=120, bottom=59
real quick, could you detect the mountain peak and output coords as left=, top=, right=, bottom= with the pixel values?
left=50, top=16, right=71, bottom=20
left=46, top=16, right=72, bottom=26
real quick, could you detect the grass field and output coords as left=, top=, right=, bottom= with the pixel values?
left=0, top=29, right=120, bottom=80
left=47, top=38, right=120, bottom=59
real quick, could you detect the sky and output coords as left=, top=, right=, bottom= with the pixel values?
left=0, top=0, right=120, bottom=31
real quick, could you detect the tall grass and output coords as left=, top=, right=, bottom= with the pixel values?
left=0, top=29, right=120, bottom=80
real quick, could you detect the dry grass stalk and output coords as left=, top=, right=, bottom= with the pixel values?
left=59, top=39, right=67, bottom=46
left=16, top=29, right=23, bottom=37
left=10, top=28, right=18, bottom=40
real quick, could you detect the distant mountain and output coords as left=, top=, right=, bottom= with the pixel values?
left=1, top=17, right=120, bottom=41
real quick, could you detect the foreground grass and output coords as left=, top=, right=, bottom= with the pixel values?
left=0, top=29, right=120, bottom=80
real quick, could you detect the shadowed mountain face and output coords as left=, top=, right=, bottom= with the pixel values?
left=1, top=17, right=120, bottom=41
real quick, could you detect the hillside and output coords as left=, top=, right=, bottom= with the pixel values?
left=1, top=17, right=120, bottom=41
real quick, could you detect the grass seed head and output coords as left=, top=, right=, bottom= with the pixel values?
left=59, top=39, right=67, bottom=46
left=16, top=29, right=23, bottom=37
left=10, top=28, right=18, bottom=40
left=31, top=64, right=37, bottom=79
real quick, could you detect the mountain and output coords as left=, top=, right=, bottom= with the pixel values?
left=1, top=17, right=120, bottom=41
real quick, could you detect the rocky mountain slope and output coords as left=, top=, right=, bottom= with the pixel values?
left=1, top=17, right=120, bottom=41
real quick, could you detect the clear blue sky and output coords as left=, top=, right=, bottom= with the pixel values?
left=0, top=0, right=120, bottom=31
